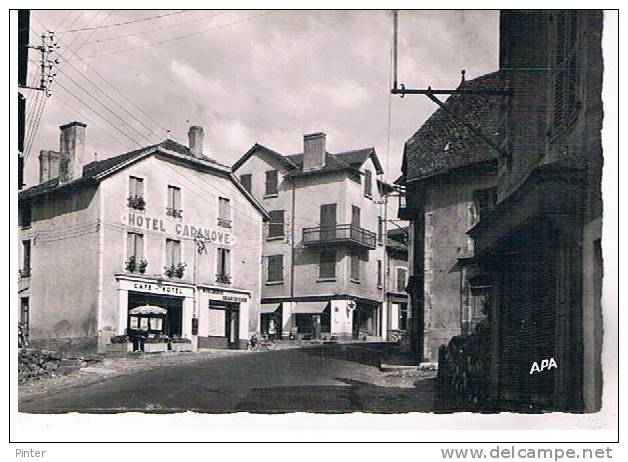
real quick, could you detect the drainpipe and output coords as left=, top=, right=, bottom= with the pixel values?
left=382, top=192, right=389, bottom=340
left=289, top=178, right=296, bottom=335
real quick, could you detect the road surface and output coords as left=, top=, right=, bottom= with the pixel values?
left=19, top=344, right=438, bottom=414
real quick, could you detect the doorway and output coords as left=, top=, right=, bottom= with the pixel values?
left=128, top=292, right=183, bottom=337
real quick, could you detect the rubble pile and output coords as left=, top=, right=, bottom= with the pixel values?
left=18, top=349, right=103, bottom=382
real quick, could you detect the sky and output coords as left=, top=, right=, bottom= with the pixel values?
left=21, top=10, right=499, bottom=187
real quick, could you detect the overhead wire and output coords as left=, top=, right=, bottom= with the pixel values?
left=77, top=11, right=229, bottom=47
left=71, top=11, right=276, bottom=61
left=57, top=10, right=189, bottom=34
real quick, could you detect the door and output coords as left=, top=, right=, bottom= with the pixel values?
left=320, top=203, right=337, bottom=240
left=225, top=304, right=240, bottom=349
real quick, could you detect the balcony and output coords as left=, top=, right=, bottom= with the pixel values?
left=166, top=207, right=183, bottom=218
left=302, top=224, right=377, bottom=250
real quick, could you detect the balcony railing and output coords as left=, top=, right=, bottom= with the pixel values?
left=302, top=224, right=377, bottom=250
left=19, top=268, right=31, bottom=278
left=166, top=207, right=183, bottom=218
left=216, top=273, right=232, bottom=284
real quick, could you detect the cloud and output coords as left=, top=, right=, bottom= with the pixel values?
left=22, top=10, right=499, bottom=186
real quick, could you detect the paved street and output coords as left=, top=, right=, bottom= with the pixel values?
left=19, top=344, right=438, bottom=414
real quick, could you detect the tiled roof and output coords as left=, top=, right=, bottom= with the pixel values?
left=20, top=140, right=231, bottom=201
left=403, top=71, right=506, bottom=182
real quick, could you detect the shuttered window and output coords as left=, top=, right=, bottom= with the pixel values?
left=377, top=260, right=383, bottom=287
left=218, top=197, right=231, bottom=227
left=129, top=176, right=143, bottom=197
left=268, top=210, right=285, bottom=238
left=165, top=239, right=181, bottom=267
left=472, top=188, right=498, bottom=224
left=265, top=170, right=278, bottom=196
left=22, top=239, right=31, bottom=271
left=239, top=174, right=252, bottom=193
left=268, top=255, right=284, bottom=282
left=364, top=169, right=372, bottom=197
left=127, top=232, right=144, bottom=260
left=396, top=267, right=408, bottom=292
left=319, top=250, right=336, bottom=279
left=217, top=248, right=231, bottom=281
left=350, top=252, right=360, bottom=281
left=377, top=216, right=384, bottom=244
left=553, top=10, right=579, bottom=131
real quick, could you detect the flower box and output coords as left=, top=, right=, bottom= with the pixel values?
left=170, top=343, right=193, bottom=352
left=106, top=342, right=133, bottom=354
left=143, top=342, right=168, bottom=353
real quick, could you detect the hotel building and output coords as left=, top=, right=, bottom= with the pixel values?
left=18, top=122, right=268, bottom=353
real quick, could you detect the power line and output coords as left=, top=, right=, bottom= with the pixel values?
left=55, top=50, right=162, bottom=142
left=71, top=11, right=276, bottom=61
left=52, top=88, right=135, bottom=151
left=53, top=78, right=144, bottom=147
left=58, top=10, right=188, bottom=34
left=55, top=65, right=155, bottom=145
left=78, top=11, right=229, bottom=47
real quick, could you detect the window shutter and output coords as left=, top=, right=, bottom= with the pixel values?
left=240, top=174, right=252, bottom=193
left=268, top=255, right=283, bottom=282
left=136, top=234, right=144, bottom=260
left=364, top=170, right=372, bottom=196
left=269, top=210, right=285, bottom=238
left=351, top=252, right=360, bottom=280
left=266, top=170, right=278, bottom=195
left=319, top=250, right=336, bottom=278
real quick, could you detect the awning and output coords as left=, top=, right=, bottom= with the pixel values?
left=129, top=305, right=167, bottom=315
left=292, top=301, right=329, bottom=314
left=260, top=303, right=280, bottom=314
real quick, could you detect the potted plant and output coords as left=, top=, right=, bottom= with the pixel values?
left=137, top=259, right=148, bottom=274
left=174, top=262, right=187, bottom=278
left=106, top=335, right=132, bottom=354
left=143, top=335, right=168, bottom=353
left=127, top=195, right=146, bottom=210
left=170, top=336, right=193, bottom=352
left=164, top=264, right=175, bottom=278
left=125, top=256, right=137, bottom=272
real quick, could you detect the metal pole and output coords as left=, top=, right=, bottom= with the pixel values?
left=392, top=10, right=398, bottom=91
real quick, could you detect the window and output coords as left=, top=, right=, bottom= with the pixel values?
left=268, top=210, right=285, bottom=239
left=553, top=10, right=579, bottom=131
left=350, top=252, right=360, bottom=281
left=20, top=204, right=32, bottom=228
left=351, top=205, right=361, bottom=227
left=265, top=170, right=278, bottom=196
left=20, top=297, right=29, bottom=341
left=377, top=260, right=383, bottom=287
left=128, top=176, right=145, bottom=210
left=21, top=240, right=31, bottom=277
left=377, top=216, right=384, bottom=244
left=218, top=197, right=231, bottom=228
left=472, top=188, right=497, bottom=224
left=396, top=267, right=408, bottom=293
left=217, top=248, right=231, bottom=283
left=267, top=255, right=284, bottom=283
left=240, top=174, right=252, bottom=194
left=319, top=250, right=336, bottom=279
left=165, top=238, right=181, bottom=267
left=166, top=185, right=182, bottom=217
left=129, top=176, right=144, bottom=198
left=364, top=169, right=372, bottom=197
left=126, top=232, right=144, bottom=264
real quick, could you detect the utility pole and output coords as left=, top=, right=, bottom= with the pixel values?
left=17, top=10, right=59, bottom=189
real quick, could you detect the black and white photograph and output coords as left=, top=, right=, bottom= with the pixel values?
left=9, top=4, right=619, bottom=451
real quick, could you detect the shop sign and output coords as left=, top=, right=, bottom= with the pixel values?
left=205, top=289, right=248, bottom=304
left=131, top=281, right=186, bottom=296
left=124, top=212, right=234, bottom=245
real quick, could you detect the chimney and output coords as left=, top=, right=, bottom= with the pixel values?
left=188, top=126, right=204, bottom=157
left=58, top=121, right=87, bottom=182
left=303, top=132, right=326, bottom=171
left=39, top=149, right=60, bottom=184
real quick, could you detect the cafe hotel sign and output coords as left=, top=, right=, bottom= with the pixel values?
left=123, top=212, right=234, bottom=246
